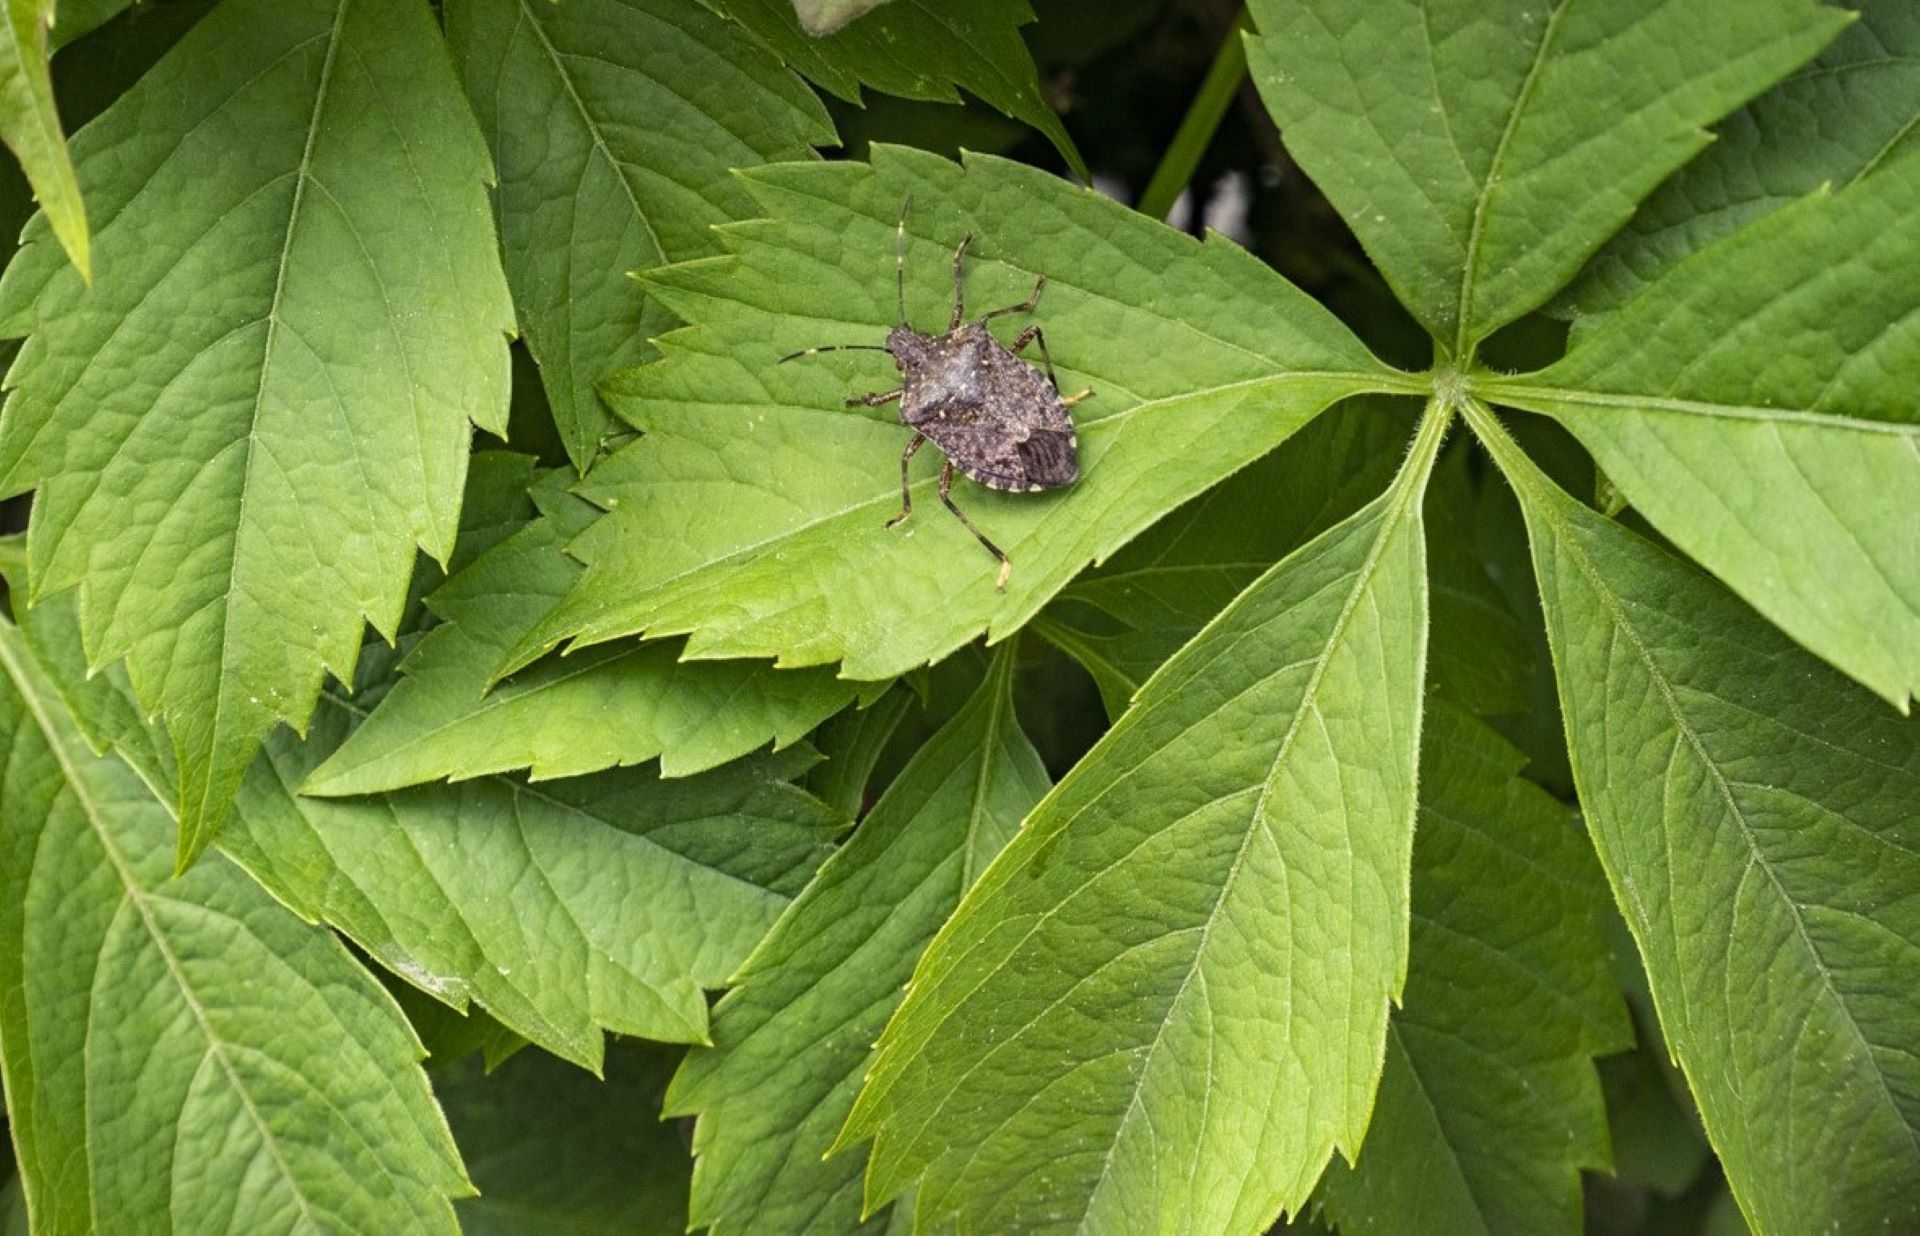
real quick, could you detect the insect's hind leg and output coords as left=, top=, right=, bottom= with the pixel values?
left=885, top=433, right=927, bottom=529
left=938, top=458, right=1013, bottom=590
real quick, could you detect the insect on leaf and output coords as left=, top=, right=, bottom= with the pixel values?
left=496, top=145, right=1403, bottom=686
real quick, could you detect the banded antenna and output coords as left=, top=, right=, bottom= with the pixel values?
left=896, top=195, right=912, bottom=326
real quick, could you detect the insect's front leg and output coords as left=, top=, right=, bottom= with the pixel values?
left=885, top=433, right=927, bottom=529
left=848, top=388, right=903, bottom=409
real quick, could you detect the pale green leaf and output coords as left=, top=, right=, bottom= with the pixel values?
left=301, top=468, right=862, bottom=797
left=1484, top=147, right=1920, bottom=709
left=1468, top=401, right=1920, bottom=1234
left=1035, top=396, right=1409, bottom=717
left=441, top=1042, right=690, bottom=1236
left=837, top=404, right=1448, bottom=1234
left=223, top=697, right=845, bottom=1068
left=1574, top=0, right=1920, bottom=315
left=793, top=0, right=891, bottom=37
left=699, top=0, right=1087, bottom=181
left=1316, top=701, right=1630, bottom=1236
left=499, top=146, right=1403, bottom=685
left=668, top=645, right=1047, bottom=1235
left=0, top=620, right=469, bottom=1234
left=0, top=0, right=85, bottom=277
left=1246, top=0, right=1846, bottom=352
left=0, top=0, right=515, bottom=863
left=447, top=0, right=832, bottom=469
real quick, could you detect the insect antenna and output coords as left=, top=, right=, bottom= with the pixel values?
left=778, top=343, right=892, bottom=364
left=895, top=195, right=912, bottom=326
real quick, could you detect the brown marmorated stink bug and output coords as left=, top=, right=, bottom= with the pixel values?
left=780, top=200, right=1092, bottom=591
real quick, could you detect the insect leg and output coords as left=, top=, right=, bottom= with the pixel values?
left=1009, top=324, right=1063, bottom=392
left=948, top=233, right=974, bottom=330
left=885, top=433, right=927, bottom=529
left=938, top=458, right=1013, bottom=590
left=848, top=388, right=903, bottom=408
left=981, top=274, right=1047, bottom=322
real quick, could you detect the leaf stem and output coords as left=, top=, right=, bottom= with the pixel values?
left=1137, top=6, right=1253, bottom=224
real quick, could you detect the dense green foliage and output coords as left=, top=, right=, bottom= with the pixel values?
left=0, top=1, right=1914, bottom=1233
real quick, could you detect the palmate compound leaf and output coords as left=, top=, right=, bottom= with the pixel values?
left=446, top=0, right=834, bottom=470
left=8, top=569, right=847, bottom=1070
left=836, top=401, right=1450, bottom=1234
left=0, top=619, right=469, bottom=1234
left=1315, top=701, right=1630, bottom=1235
left=1466, top=401, right=1920, bottom=1234
left=301, top=465, right=865, bottom=797
left=667, top=644, right=1048, bottom=1235
left=1484, top=144, right=1920, bottom=710
left=0, top=0, right=85, bottom=278
left=1245, top=0, right=1846, bottom=353
left=0, top=0, right=514, bottom=867
left=1572, top=0, right=1920, bottom=316
left=497, top=145, right=1408, bottom=686
left=696, top=0, right=1087, bottom=181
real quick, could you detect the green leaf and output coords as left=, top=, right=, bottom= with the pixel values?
left=446, top=0, right=833, bottom=469
left=0, top=0, right=85, bottom=277
left=302, top=468, right=862, bottom=797
left=499, top=146, right=1403, bottom=685
left=668, top=644, right=1047, bottom=1234
left=700, top=0, right=1088, bottom=181
left=837, top=402, right=1448, bottom=1233
left=0, top=0, right=514, bottom=865
left=792, top=0, right=892, bottom=37
left=45, top=0, right=132, bottom=51
left=1424, top=445, right=1534, bottom=717
left=1467, top=401, right=1920, bottom=1234
left=440, top=1042, right=690, bottom=1236
left=1035, top=396, right=1410, bottom=718
left=803, top=681, right=915, bottom=817
left=224, top=697, right=845, bottom=1068
left=1245, top=0, right=1846, bottom=352
left=1574, top=0, right=1920, bottom=316
left=0, top=619, right=469, bottom=1233
left=1484, top=147, right=1920, bottom=709
left=1315, top=701, right=1630, bottom=1236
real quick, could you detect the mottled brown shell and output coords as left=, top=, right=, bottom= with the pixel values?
left=888, top=322, right=1079, bottom=492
